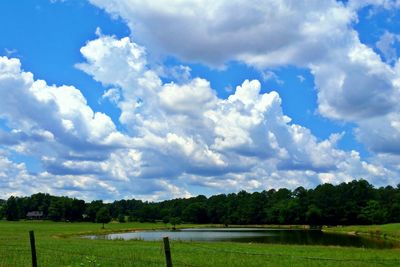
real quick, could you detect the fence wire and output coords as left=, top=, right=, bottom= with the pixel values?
left=182, top=242, right=400, bottom=265
left=1, top=235, right=400, bottom=267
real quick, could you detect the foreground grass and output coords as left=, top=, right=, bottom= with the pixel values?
left=323, top=223, right=400, bottom=242
left=0, top=221, right=399, bottom=267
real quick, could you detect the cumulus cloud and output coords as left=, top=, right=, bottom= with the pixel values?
left=312, top=40, right=399, bottom=120
left=75, top=34, right=400, bottom=195
left=89, top=0, right=400, bottom=154
left=355, top=112, right=400, bottom=154
left=78, top=36, right=349, bottom=175
left=0, top=55, right=190, bottom=200
left=88, top=0, right=353, bottom=67
left=0, top=56, right=124, bottom=149
left=0, top=152, right=36, bottom=197
left=2, top=0, right=400, bottom=199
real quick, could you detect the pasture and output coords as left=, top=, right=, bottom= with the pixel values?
left=0, top=221, right=399, bottom=266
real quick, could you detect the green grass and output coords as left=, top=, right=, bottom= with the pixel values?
left=0, top=221, right=399, bottom=267
left=323, top=223, right=400, bottom=242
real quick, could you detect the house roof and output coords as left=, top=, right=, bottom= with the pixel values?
left=26, top=211, right=43, bottom=216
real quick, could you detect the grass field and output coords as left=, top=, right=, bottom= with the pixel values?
left=323, top=223, right=400, bottom=242
left=0, top=221, right=399, bottom=267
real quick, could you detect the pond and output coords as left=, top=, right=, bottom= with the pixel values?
left=84, top=228, right=399, bottom=249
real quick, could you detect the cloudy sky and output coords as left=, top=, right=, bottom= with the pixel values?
left=1, top=0, right=400, bottom=201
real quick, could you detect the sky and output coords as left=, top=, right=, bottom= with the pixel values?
left=1, top=0, right=400, bottom=201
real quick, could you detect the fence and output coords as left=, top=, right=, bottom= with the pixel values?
left=0, top=231, right=399, bottom=267
left=24, top=231, right=200, bottom=267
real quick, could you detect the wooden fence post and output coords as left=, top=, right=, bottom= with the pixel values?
left=29, top=230, right=37, bottom=267
left=163, top=236, right=173, bottom=267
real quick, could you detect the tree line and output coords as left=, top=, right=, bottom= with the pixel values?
left=1, top=179, right=399, bottom=225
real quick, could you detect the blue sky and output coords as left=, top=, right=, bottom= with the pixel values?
left=0, top=0, right=400, bottom=201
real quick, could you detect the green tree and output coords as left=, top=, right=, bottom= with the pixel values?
left=118, top=214, right=126, bottom=223
left=48, top=199, right=64, bottom=221
left=182, top=203, right=208, bottom=223
left=67, top=199, right=85, bottom=221
left=162, top=216, right=169, bottom=224
left=96, top=207, right=111, bottom=229
left=0, top=199, right=6, bottom=219
left=358, top=200, right=387, bottom=224
left=169, top=217, right=181, bottom=230
left=389, top=203, right=400, bottom=222
left=86, top=200, right=103, bottom=222
left=306, top=204, right=322, bottom=225
left=28, top=193, right=52, bottom=217
left=312, top=183, right=338, bottom=225
left=207, top=194, right=227, bottom=224
left=5, top=196, right=19, bottom=221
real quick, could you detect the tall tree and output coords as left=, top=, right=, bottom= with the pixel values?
left=96, top=207, right=111, bottom=229
left=5, top=196, right=19, bottom=221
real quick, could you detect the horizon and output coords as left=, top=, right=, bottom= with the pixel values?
left=1, top=0, right=400, bottom=202
left=1, top=178, right=398, bottom=204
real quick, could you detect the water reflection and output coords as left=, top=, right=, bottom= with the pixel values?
left=84, top=228, right=399, bottom=249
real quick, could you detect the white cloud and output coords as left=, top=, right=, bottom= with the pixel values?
left=312, top=39, right=399, bottom=120
left=297, top=75, right=305, bottom=83
left=101, top=88, right=121, bottom=104
left=3, top=0, right=400, bottom=200
left=74, top=34, right=400, bottom=197
left=160, top=65, right=192, bottom=83
left=0, top=56, right=124, bottom=149
left=77, top=35, right=351, bottom=177
left=376, top=31, right=400, bottom=64
left=88, top=0, right=400, bottom=155
left=355, top=112, right=400, bottom=154
left=348, top=0, right=400, bottom=10
left=0, top=54, right=200, bottom=200
left=88, top=0, right=354, bottom=67
left=159, top=78, right=217, bottom=116
left=261, top=70, right=283, bottom=85
left=0, top=153, right=36, bottom=197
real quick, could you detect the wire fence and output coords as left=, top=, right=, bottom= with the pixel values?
left=0, top=244, right=166, bottom=267
left=184, top=242, right=400, bottom=265
left=1, top=232, right=399, bottom=267
left=0, top=236, right=197, bottom=267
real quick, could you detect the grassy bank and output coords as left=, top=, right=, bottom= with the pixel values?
left=0, top=221, right=399, bottom=267
left=323, top=223, right=400, bottom=242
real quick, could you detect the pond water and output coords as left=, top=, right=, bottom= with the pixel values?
left=84, top=228, right=399, bottom=249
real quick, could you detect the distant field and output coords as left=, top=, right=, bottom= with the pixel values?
left=323, top=223, right=400, bottom=241
left=0, top=221, right=399, bottom=267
